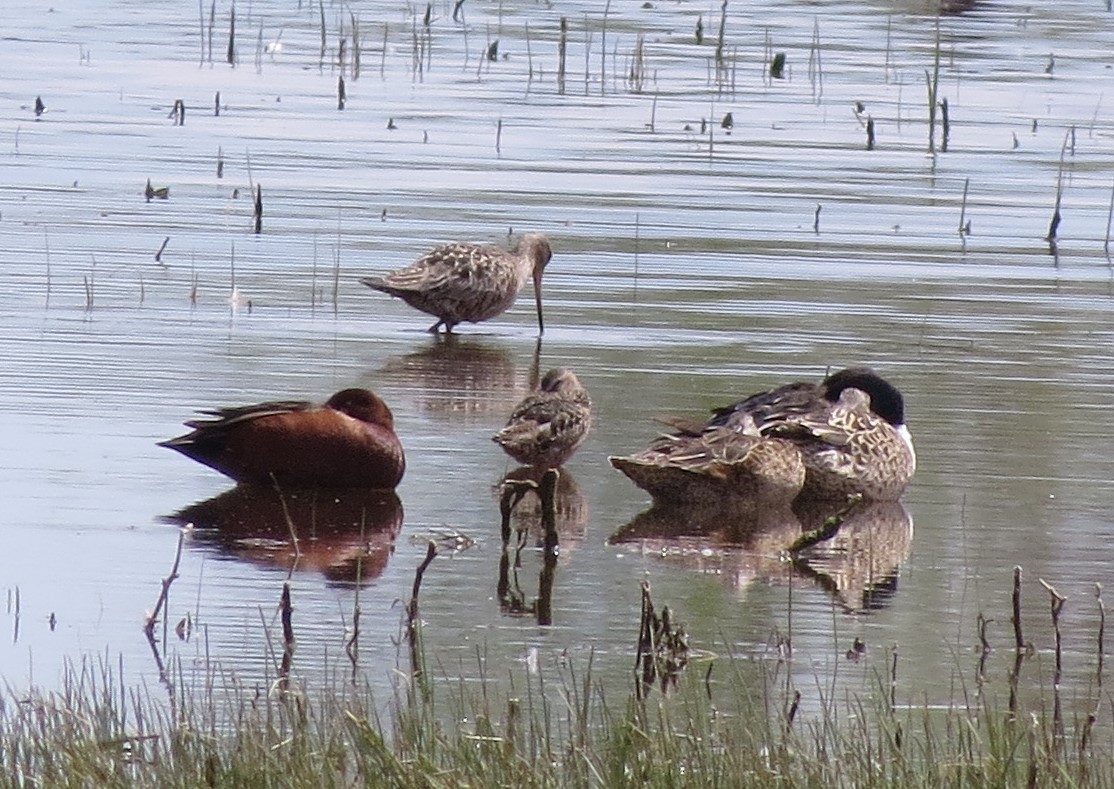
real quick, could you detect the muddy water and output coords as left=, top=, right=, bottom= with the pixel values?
left=1, top=0, right=1113, bottom=719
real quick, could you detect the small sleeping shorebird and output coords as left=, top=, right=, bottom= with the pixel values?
left=493, top=368, right=591, bottom=468
left=360, top=233, right=551, bottom=334
left=610, top=367, right=915, bottom=505
left=159, top=388, right=405, bottom=489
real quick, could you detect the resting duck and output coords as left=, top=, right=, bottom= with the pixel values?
left=493, top=368, right=591, bottom=468
left=160, top=388, right=405, bottom=489
left=610, top=367, right=915, bottom=504
left=609, top=413, right=806, bottom=507
left=712, top=367, right=915, bottom=501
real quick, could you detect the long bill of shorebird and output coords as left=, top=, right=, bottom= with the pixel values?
left=533, top=263, right=545, bottom=335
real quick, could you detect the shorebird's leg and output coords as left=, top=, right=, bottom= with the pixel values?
left=427, top=319, right=445, bottom=333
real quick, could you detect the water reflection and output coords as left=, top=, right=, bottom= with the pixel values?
left=495, top=469, right=562, bottom=625
left=379, top=335, right=540, bottom=421
left=164, top=486, right=403, bottom=586
left=793, top=500, right=913, bottom=613
left=609, top=499, right=912, bottom=613
left=496, top=466, right=588, bottom=554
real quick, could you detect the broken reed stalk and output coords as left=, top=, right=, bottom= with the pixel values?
left=216, top=146, right=224, bottom=178
left=634, top=581, right=689, bottom=697
left=557, top=17, right=567, bottom=94
left=975, top=612, right=990, bottom=689
left=380, top=23, right=388, bottom=78
left=253, top=185, right=262, bottom=234
left=1097, top=583, right=1106, bottom=688
left=866, top=116, right=875, bottom=150
left=345, top=522, right=365, bottom=674
left=1039, top=578, right=1067, bottom=755
left=925, top=15, right=940, bottom=153
left=939, top=97, right=950, bottom=152
left=582, top=17, right=591, bottom=96
left=813, top=203, right=822, bottom=233
left=1046, top=129, right=1072, bottom=243
left=600, top=0, right=610, bottom=96
left=278, top=583, right=295, bottom=685
left=351, top=13, right=361, bottom=80
left=155, top=236, right=170, bottom=263
left=714, top=0, right=728, bottom=78
left=207, top=0, right=215, bottom=63
left=635, top=580, right=655, bottom=699
left=144, top=530, right=185, bottom=643
left=407, top=541, right=438, bottom=682
left=525, top=22, right=533, bottom=82
left=227, top=3, right=235, bottom=66
left=1008, top=565, right=1025, bottom=720
left=958, top=177, right=970, bottom=235
left=337, top=75, right=346, bottom=110
left=83, top=256, right=96, bottom=311
left=318, top=0, right=326, bottom=69
left=1039, top=578, right=1066, bottom=686
left=808, top=18, right=823, bottom=101
left=214, top=91, right=220, bottom=117
left=784, top=689, right=801, bottom=737
left=495, top=118, right=502, bottom=154
left=197, top=0, right=205, bottom=65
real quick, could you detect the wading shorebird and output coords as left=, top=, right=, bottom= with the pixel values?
left=493, top=368, right=591, bottom=468
left=360, top=233, right=551, bottom=334
left=160, top=388, right=405, bottom=489
left=611, top=367, right=915, bottom=504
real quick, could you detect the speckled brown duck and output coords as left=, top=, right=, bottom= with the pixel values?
left=160, top=388, right=405, bottom=489
left=360, top=233, right=551, bottom=334
left=609, top=413, right=807, bottom=507
left=709, top=367, right=916, bottom=502
left=611, top=367, right=915, bottom=505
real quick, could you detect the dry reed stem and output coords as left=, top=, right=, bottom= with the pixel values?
left=407, top=541, right=438, bottom=680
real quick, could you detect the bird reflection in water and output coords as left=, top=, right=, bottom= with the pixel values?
left=378, top=334, right=541, bottom=422
left=496, top=465, right=588, bottom=556
left=163, top=485, right=403, bottom=587
left=609, top=497, right=912, bottom=613
left=495, top=469, right=562, bottom=625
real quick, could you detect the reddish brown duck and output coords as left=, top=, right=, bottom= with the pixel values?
left=160, top=388, right=405, bottom=488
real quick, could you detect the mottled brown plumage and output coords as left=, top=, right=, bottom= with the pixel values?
left=609, top=414, right=807, bottom=506
left=706, top=367, right=916, bottom=501
left=160, top=388, right=405, bottom=488
left=493, top=368, right=591, bottom=468
left=611, top=368, right=915, bottom=505
left=361, top=233, right=551, bottom=334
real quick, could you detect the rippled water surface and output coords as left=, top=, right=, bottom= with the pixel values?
left=3, top=0, right=1114, bottom=721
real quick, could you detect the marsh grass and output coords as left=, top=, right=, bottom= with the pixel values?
left=2, top=609, right=1112, bottom=788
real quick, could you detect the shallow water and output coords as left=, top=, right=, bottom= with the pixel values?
left=2, top=0, right=1114, bottom=721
